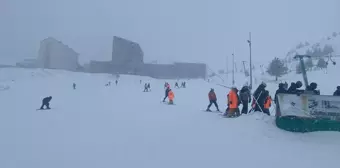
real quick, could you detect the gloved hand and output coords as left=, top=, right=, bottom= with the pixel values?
left=229, top=101, right=232, bottom=105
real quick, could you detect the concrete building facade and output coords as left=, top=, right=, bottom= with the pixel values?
left=37, top=37, right=80, bottom=71
left=88, top=36, right=207, bottom=79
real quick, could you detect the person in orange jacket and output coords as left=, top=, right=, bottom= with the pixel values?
left=168, top=89, right=175, bottom=104
left=206, top=88, right=220, bottom=111
left=225, top=87, right=241, bottom=117
left=263, top=90, right=272, bottom=116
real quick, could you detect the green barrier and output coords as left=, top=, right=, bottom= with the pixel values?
left=276, top=116, right=340, bottom=133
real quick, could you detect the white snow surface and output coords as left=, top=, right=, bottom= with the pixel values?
left=1, top=67, right=340, bottom=168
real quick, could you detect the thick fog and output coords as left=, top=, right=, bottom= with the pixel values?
left=1, top=0, right=339, bottom=70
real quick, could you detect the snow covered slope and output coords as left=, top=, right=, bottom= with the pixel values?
left=1, top=67, right=340, bottom=168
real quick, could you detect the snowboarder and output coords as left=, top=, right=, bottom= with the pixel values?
left=224, top=87, right=240, bottom=117
left=73, top=83, right=76, bottom=90
left=206, top=88, right=220, bottom=112
left=333, top=86, right=340, bottom=96
left=40, top=96, right=52, bottom=110
left=168, top=89, right=175, bottom=104
left=175, top=82, right=179, bottom=88
left=250, top=82, right=266, bottom=112
left=263, top=91, right=272, bottom=116
left=239, top=85, right=251, bottom=114
left=163, top=85, right=171, bottom=102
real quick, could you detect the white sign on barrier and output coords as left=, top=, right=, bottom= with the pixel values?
left=277, top=93, right=340, bottom=120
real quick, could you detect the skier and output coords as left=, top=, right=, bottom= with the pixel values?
left=73, top=83, right=76, bottom=90
left=147, top=83, right=151, bottom=91
left=181, top=82, right=185, bottom=88
left=295, top=81, right=304, bottom=94
left=333, top=86, right=340, bottom=96
left=274, top=83, right=287, bottom=103
left=40, top=96, right=52, bottom=110
left=175, top=82, right=179, bottom=88
left=239, top=85, right=251, bottom=114
left=115, top=80, right=118, bottom=85
left=224, top=87, right=240, bottom=117
left=206, top=88, right=220, bottom=112
left=163, top=85, right=171, bottom=102
left=143, top=83, right=148, bottom=92
left=183, top=82, right=186, bottom=88
left=168, top=89, right=175, bottom=104
left=251, top=82, right=266, bottom=112
left=305, top=82, right=320, bottom=95
left=263, top=90, right=272, bottom=116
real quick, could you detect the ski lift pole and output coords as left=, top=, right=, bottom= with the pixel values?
left=294, top=55, right=310, bottom=89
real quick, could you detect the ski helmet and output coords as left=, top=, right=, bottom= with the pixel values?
left=296, top=81, right=303, bottom=88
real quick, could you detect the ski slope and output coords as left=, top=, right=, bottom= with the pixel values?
left=1, top=67, right=340, bottom=168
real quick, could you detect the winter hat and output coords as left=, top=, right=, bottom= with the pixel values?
left=296, top=81, right=303, bottom=88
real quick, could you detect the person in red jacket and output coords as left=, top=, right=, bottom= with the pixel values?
left=206, top=88, right=220, bottom=111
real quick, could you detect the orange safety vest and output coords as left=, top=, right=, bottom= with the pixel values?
left=264, top=96, right=272, bottom=109
left=168, top=90, right=174, bottom=101
left=228, top=90, right=238, bottom=109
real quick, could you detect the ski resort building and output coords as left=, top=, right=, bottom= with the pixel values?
left=37, top=37, right=80, bottom=71
left=87, top=36, right=207, bottom=79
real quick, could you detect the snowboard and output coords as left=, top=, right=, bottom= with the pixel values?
left=36, top=108, right=52, bottom=111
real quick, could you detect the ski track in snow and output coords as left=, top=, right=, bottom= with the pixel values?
left=0, top=67, right=340, bottom=168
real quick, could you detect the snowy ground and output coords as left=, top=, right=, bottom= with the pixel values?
left=1, top=67, right=340, bottom=168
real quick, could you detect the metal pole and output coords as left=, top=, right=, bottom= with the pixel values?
left=248, top=32, right=253, bottom=90
left=226, top=55, right=228, bottom=80
left=232, top=53, right=235, bottom=85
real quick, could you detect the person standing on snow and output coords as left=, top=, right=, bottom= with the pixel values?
left=163, top=85, right=171, bottom=102
left=224, top=87, right=240, bottom=117
left=263, top=90, right=272, bottom=116
left=175, top=82, right=179, bottom=88
left=147, top=83, right=151, bottom=91
left=115, top=80, right=118, bottom=85
left=251, top=82, right=266, bottom=112
left=206, top=88, right=220, bottom=112
left=73, top=83, right=76, bottom=90
left=168, top=89, right=175, bottom=104
left=333, top=86, right=340, bottom=96
left=143, top=83, right=148, bottom=92
left=239, top=86, right=251, bottom=114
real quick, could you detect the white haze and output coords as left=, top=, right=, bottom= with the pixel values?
left=0, top=0, right=339, bottom=71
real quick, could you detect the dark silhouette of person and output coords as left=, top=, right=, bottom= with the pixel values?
left=40, top=96, right=52, bottom=110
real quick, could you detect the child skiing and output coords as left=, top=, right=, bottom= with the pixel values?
left=206, top=88, right=220, bottom=111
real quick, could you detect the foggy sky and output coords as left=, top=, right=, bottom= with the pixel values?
left=1, top=0, right=339, bottom=71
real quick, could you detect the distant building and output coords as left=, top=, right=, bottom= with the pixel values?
left=88, top=36, right=207, bottom=79
left=37, top=37, right=80, bottom=71
left=112, top=36, right=144, bottom=74
left=16, top=59, right=38, bottom=68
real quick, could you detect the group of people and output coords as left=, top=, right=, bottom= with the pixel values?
left=175, top=82, right=186, bottom=88
left=143, top=83, right=151, bottom=92
left=206, top=82, right=272, bottom=118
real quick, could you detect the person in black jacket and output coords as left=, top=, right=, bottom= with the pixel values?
left=333, top=86, right=340, bottom=96
left=239, top=86, right=251, bottom=114
left=163, top=86, right=171, bottom=102
left=305, top=82, right=320, bottom=95
left=287, top=82, right=297, bottom=94
left=274, top=83, right=287, bottom=103
left=40, top=96, right=52, bottom=110
left=251, top=82, right=266, bottom=112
